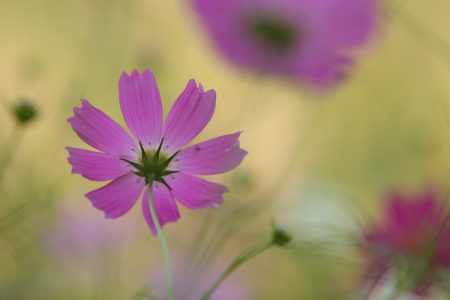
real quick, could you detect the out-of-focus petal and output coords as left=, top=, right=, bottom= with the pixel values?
left=67, top=147, right=131, bottom=181
left=172, top=132, right=247, bottom=175
left=86, top=174, right=144, bottom=219
left=363, top=189, right=450, bottom=294
left=119, top=70, right=163, bottom=147
left=162, top=80, right=215, bottom=153
left=68, top=99, right=136, bottom=155
left=194, top=0, right=377, bottom=88
left=166, top=172, right=228, bottom=209
left=142, top=182, right=181, bottom=235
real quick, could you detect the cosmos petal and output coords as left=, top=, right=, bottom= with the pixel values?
left=162, top=80, right=216, bottom=153
left=119, top=70, right=163, bottom=147
left=86, top=174, right=145, bottom=219
left=66, top=147, right=131, bottom=181
left=68, top=99, right=136, bottom=156
left=166, top=172, right=228, bottom=209
left=142, top=182, right=181, bottom=235
left=172, top=132, right=247, bottom=175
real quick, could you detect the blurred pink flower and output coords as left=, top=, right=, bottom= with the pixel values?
left=44, top=205, right=135, bottom=261
left=363, top=190, right=450, bottom=295
left=67, top=69, right=247, bottom=235
left=152, top=258, right=249, bottom=300
left=194, top=0, right=377, bottom=88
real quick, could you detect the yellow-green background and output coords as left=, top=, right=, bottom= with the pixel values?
left=0, top=0, right=449, bottom=299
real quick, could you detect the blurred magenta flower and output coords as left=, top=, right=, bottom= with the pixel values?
left=363, top=190, right=450, bottom=295
left=193, top=0, right=377, bottom=88
left=67, top=69, right=247, bottom=235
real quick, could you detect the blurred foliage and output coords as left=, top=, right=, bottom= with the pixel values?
left=0, top=0, right=449, bottom=299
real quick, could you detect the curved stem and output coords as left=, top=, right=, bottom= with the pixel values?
left=147, top=183, right=174, bottom=300
left=200, top=240, right=273, bottom=300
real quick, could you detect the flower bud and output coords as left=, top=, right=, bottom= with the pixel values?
left=271, top=222, right=292, bottom=247
left=12, top=99, right=37, bottom=125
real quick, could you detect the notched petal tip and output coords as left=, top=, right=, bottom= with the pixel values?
left=103, top=212, right=113, bottom=219
left=142, top=68, right=155, bottom=77
left=131, top=69, right=140, bottom=77
left=187, top=78, right=197, bottom=85
left=198, top=82, right=204, bottom=93
left=71, top=99, right=92, bottom=115
left=120, top=69, right=143, bottom=81
left=203, top=88, right=216, bottom=99
left=183, top=79, right=198, bottom=94
left=239, top=148, right=249, bottom=157
left=119, top=72, right=131, bottom=84
left=80, top=98, right=90, bottom=107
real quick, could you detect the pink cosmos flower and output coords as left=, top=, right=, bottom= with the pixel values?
left=362, top=190, right=450, bottom=295
left=67, top=69, right=247, bottom=235
left=193, top=0, right=377, bottom=88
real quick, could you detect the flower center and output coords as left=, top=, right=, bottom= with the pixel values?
left=404, top=234, right=423, bottom=254
left=248, top=16, right=299, bottom=52
left=122, top=139, right=179, bottom=188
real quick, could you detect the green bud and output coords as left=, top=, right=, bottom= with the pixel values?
left=12, top=100, right=37, bottom=125
left=271, top=222, right=292, bottom=247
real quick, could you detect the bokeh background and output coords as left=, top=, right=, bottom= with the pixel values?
left=0, top=0, right=449, bottom=299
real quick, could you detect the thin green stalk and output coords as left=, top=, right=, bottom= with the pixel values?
left=200, top=240, right=273, bottom=300
left=0, top=126, right=23, bottom=180
left=147, top=183, right=174, bottom=300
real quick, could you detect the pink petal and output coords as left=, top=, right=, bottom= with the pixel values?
left=86, top=174, right=144, bottom=219
left=142, top=182, right=181, bottom=235
left=162, top=80, right=216, bottom=153
left=66, top=147, right=131, bottom=181
left=68, top=99, right=136, bottom=156
left=172, top=132, right=247, bottom=175
left=166, top=172, right=228, bottom=209
left=119, top=70, right=163, bottom=147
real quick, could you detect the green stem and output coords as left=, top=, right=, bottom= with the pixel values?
left=200, top=240, right=273, bottom=300
left=147, top=183, right=174, bottom=300
left=0, top=126, right=23, bottom=180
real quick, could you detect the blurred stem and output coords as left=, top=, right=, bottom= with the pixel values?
left=200, top=240, right=273, bottom=300
left=387, top=288, right=404, bottom=300
left=0, top=125, right=23, bottom=180
left=147, top=182, right=174, bottom=300
left=387, top=0, right=449, bottom=66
